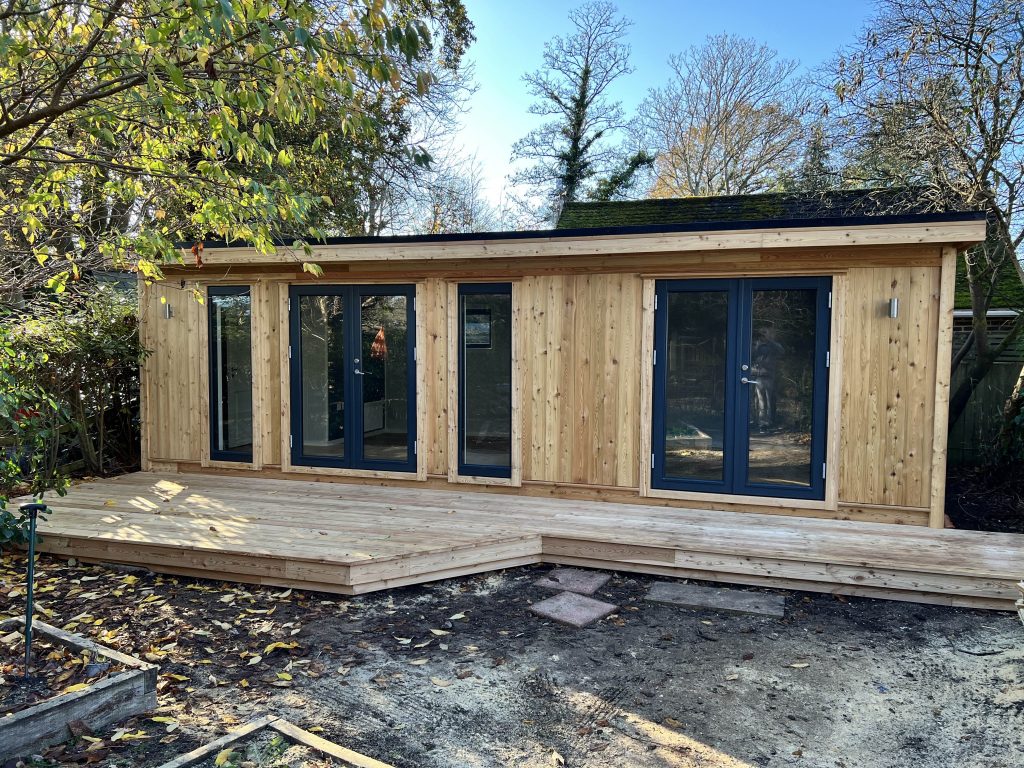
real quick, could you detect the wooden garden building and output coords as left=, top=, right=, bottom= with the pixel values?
left=35, top=190, right=1024, bottom=609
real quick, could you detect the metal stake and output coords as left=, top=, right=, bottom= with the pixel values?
left=19, top=502, right=46, bottom=678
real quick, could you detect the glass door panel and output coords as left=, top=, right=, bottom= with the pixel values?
left=663, top=289, right=730, bottom=484
left=652, top=277, right=830, bottom=500
left=744, top=288, right=818, bottom=488
left=297, top=292, right=345, bottom=461
left=358, top=291, right=411, bottom=464
left=290, top=285, right=416, bottom=472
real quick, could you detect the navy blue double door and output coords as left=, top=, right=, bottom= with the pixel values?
left=652, top=277, right=831, bottom=500
left=288, top=284, right=417, bottom=472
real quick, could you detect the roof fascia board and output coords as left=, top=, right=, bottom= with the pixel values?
left=193, top=219, right=988, bottom=266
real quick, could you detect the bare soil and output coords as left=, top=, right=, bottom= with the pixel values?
left=1, top=553, right=1022, bottom=768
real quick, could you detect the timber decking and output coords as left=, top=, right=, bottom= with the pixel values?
left=28, top=472, right=1024, bottom=610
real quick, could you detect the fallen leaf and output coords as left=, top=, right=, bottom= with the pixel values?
left=409, top=659, right=428, bottom=666
left=551, top=750, right=565, bottom=766
left=663, top=717, right=683, bottom=728
left=247, top=655, right=262, bottom=666
left=449, top=612, right=467, bottom=621
left=214, top=748, right=235, bottom=766
left=788, top=662, right=810, bottom=669
left=725, top=673, right=739, bottom=681
left=430, top=629, right=450, bottom=636
left=64, top=683, right=89, bottom=693
left=276, top=672, right=292, bottom=681
left=430, top=676, right=451, bottom=687
left=264, top=641, right=298, bottom=654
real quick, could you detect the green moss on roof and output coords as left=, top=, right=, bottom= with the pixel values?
left=556, top=190, right=1022, bottom=311
left=554, top=189, right=932, bottom=230
left=954, top=252, right=1024, bottom=311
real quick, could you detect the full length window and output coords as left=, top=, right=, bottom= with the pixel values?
left=458, top=284, right=512, bottom=478
left=208, top=286, right=253, bottom=462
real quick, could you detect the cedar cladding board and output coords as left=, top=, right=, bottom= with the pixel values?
left=144, top=191, right=987, bottom=526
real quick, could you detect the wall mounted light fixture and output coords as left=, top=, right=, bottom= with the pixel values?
left=888, top=297, right=899, bottom=318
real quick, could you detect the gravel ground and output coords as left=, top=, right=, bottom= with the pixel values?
left=1, top=555, right=1022, bottom=768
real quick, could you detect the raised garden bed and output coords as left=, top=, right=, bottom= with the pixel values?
left=0, top=617, right=157, bottom=761
left=156, top=716, right=393, bottom=768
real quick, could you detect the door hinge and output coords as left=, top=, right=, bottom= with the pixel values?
left=413, top=439, right=418, bottom=455
left=288, top=345, right=292, bottom=359
left=822, top=461, right=827, bottom=480
left=651, top=453, right=655, bottom=470
left=653, top=349, right=657, bottom=367
left=288, top=297, right=292, bottom=312
left=827, top=291, right=832, bottom=309
left=654, top=294, right=658, bottom=310
left=825, top=350, right=830, bottom=368
left=289, top=434, right=294, bottom=449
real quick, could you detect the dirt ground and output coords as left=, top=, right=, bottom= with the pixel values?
left=1, top=553, right=1022, bottom=768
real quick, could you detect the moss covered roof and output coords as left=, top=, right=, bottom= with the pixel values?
left=555, top=190, right=1022, bottom=311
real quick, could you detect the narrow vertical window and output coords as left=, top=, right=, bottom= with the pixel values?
left=458, top=284, right=512, bottom=478
left=208, top=287, right=253, bottom=462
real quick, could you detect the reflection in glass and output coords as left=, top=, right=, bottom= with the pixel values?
left=360, top=294, right=410, bottom=462
left=746, top=289, right=816, bottom=487
left=209, top=289, right=253, bottom=459
left=460, top=289, right=512, bottom=474
left=664, top=291, right=728, bottom=482
left=299, top=294, right=345, bottom=459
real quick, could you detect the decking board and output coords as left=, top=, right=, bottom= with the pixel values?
left=25, top=472, right=1024, bottom=609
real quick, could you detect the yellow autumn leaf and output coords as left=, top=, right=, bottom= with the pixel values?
left=276, top=672, right=292, bottom=681
left=214, top=748, right=236, bottom=766
left=64, top=683, right=89, bottom=693
left=263, top=641, right=298, bottom=654
left=150, top=716, right=176, bottom=724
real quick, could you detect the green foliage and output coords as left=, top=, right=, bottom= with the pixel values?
left=0, top=286, right=144, bottom=547
left=9, top=286, right=145, bottom=476
left=0, top=0, right=446, bottom=288
left=0, top=318, right=68, bottom=544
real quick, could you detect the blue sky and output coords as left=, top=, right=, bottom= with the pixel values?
left=455, top=0, right=875, bottom=205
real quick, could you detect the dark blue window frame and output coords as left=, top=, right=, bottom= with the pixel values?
left=288, top=284, right=417, bottom=473
left=208, top=285, right=254, bottom=463
left=652, top=276, right=831, bottom=500
left=457, top=283, right=513, bottom=479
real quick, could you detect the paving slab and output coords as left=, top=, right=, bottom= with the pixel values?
left=533, top=567, right=611, bottom=595
left=529, top=592, right=618, bottom=628
left=645, top=582, right=786, bottom=618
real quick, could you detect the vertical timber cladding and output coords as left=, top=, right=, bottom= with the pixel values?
left=839, top=264, right=941, bottom=509
left=520, top=274, right=642, bottom=487
left=141, top=280, right=205, bottom=462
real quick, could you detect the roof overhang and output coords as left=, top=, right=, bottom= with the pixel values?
left=187, top=214, right=988, bottom=267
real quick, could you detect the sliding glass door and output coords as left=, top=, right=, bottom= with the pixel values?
left=652, top=277, right=831, bottom=499
left=289, top=285, right=416, bottom=472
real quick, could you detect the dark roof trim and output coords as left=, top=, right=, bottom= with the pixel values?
left=192, top=210, right=987, bottom=249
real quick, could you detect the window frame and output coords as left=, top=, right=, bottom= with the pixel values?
left=207, top=285, right=255, bottom=464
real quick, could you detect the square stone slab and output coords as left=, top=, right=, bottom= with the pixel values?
left=645, top=582, right=786, bottom=618
left=534, top=567, right=611, bottom=595
left=530, top=592, right=618, bottom=628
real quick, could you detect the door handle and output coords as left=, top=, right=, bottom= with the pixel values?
left=740, top=377, right=759, bottom=385
left=354, top=369, right=364, bottom=376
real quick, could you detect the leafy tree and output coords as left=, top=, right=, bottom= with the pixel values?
left=778, top=123, right=836, bottom=194
left=0, top=0, right=444, bottom=294
left=826, top=0, right=1024, bottom=447
left=636, top=34, right=808, bottom=198
left=508, top=1, right=644, bottom=222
